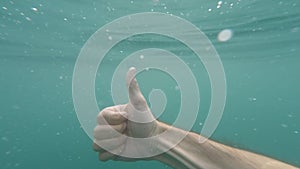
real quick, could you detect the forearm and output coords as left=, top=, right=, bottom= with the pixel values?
left=154, top=122, right=299, bottom=169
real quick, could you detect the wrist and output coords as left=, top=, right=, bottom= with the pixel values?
left=149, top=122, right=216, bottom=169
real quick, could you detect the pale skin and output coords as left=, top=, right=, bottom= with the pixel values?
left=93, top=67, right=299, bottom=169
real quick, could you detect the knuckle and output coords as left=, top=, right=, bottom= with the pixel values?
left=99, top=108, right=110, bottom=115
left=110, top=112, right=121, bottom=121
left=99, top=154, right=107, bottom=161
left=99, top=106, right=115, bottom=115
left=132, top=98, right=147, bottom=110
left=97, top=113, right=103, bottom=120
left=97, top=114, right=107, bottom=125
left=93, top=143, right=101, bottom=151
left=93, top=126, right=99, bottom=137
left=120, top=123, right=127, bottom=132
left=114, top=123, right=126, bottom=133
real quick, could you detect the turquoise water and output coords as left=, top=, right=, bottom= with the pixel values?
left=1, top=0, right=300, bottom=168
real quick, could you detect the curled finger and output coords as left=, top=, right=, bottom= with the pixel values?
left=93, top=123, right=126, bottom=140
left=98, top=110, right=127, bottom=125
left=94, top=135, right=126, bottom=151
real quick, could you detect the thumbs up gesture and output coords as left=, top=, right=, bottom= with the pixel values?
left=93, top=67, right=162, bottom=161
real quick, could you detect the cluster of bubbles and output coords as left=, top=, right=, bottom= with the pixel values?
left=208, top=0, right=241, bottom=12
left=217, top=1, right=223, bottom=9
left=1, top=3, right=42, bottom=23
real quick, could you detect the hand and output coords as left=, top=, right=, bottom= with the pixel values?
left=93, top=67, right=162, bottom=161
left=93, top=69, right=300, bottom=169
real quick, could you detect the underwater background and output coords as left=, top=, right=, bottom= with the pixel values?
left=0, top=0, right=299, bottom=168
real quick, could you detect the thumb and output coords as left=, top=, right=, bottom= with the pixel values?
left=126, top=67, right=148, bottom=111
left=126, top=67, right=156, bottom=137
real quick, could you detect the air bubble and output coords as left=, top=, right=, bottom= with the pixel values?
left=108, top=36, right=112, bottom=40
left=281, top=124, right=288, bottom=128
left=291, top=27, right=299, bottom=33
left=25, top=17, right=31, bottom=21
left=218, top=29, right=233, bottom=42
left=217, top=1, right=223, bottom=8
left=153, top=0, right=159, bottom=5
left=1, top=136, right=8, bottom=142
left=31, top=7, right=38, bottom=12
left=140, top=55, right=144, bottom=59
left=248, top=97, right=257, bottom=102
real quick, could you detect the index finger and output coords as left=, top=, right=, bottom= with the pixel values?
left=97, top=110, right=128, bottom=125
